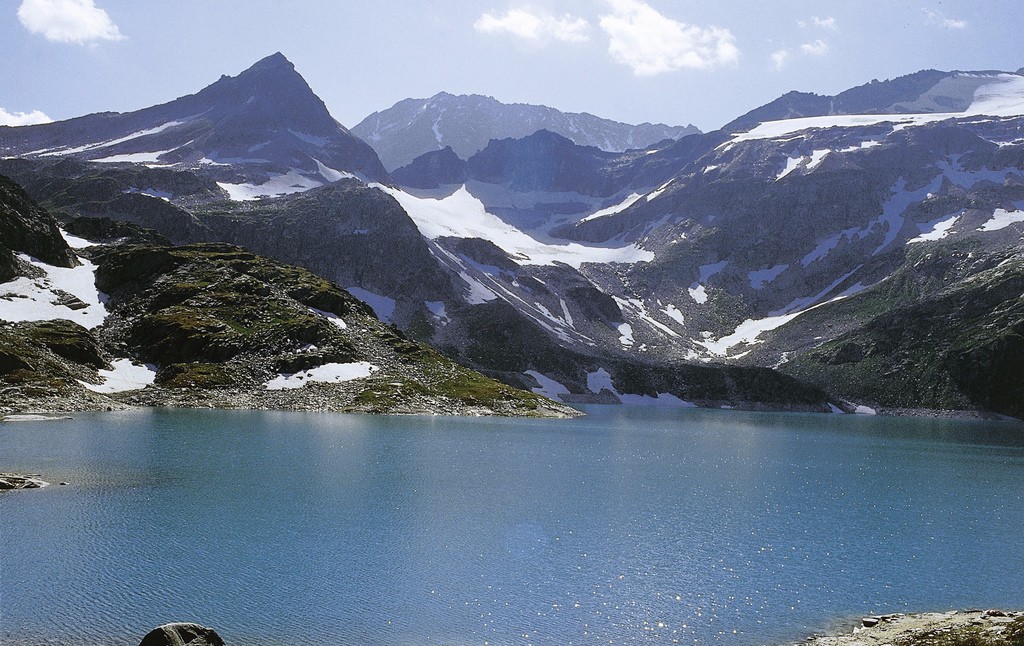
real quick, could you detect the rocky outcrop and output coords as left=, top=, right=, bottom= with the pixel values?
left=138, top=623, right=224, bottom=646
left=779, top=247, right=1024, bottom=419
left=0, top=174, right=77, bottom=269
left=786, top=609, right=1024, bottom=646
left=391, top=146, right=468, bottom=188
left=0, top=473, right=49, bottom=489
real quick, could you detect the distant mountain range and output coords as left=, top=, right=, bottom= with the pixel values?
left=2, top=54, right=1023, bottom=420
left=351, top=92, right=699, bottom=171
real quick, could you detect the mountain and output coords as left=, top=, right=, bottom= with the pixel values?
left=0, top=53, right=391, bottom=193
left=0, top=174, right=574, bottom=418
left=379, top=69, right=1024, bottom=419
left=352, top=92, right=699, bottom=170
left=722, top=69, right=1016, bottom=132
left=0, top=157, right=838, bottom=414
left=4, top=54, right=1023, bottom=419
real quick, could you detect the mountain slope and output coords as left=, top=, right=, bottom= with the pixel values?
left=775, top=245, right=1024, bottom=419
left=0, top=53, right=391, bottom=192
left=353, top=92, right=699, bottom=170
left=379, top=70, right=1024, bottom=418
left=0, top=175, right=574, bottom=417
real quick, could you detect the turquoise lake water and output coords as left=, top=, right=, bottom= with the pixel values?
left=1, top=406, right=1023, bottom=645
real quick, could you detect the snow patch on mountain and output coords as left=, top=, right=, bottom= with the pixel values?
left=581, top=192, right=645, bottom=222
left=217, top=170, right=323, bottom=201
left=525, top=370, right=570, bottom=400
left=345, top=287, right=396, bottom=322
left=908, top=211, right=962, bottom=243
left=698, top=266, right=867, bottom=357
left=1, top=253, right=108, bottom=328
left=979, top=206, right=1024, bottom=231
left=459, top=271, right=498, bottom=304
left=699, top=261, right=728, bottom=282
left=748, top=264, right=789, bottom=289
left=661, top=303, right=685, bottom=326
left=696, top=312, right=802, bottom=357
left=313, top=159, right=356, bottom=182
left=777, top=156, right=804, bottom=180
left=688, top=285, right=708, bottom=304
left=37, top=120, right=187, bottom=158
left=61, top=229, right=95, bottom=249
left=646, top=179, right=674, bottom=201
left=309, top=306, right=348, bottom=330
left=800, top=176, right=943, bottom=265
left=123, top=187, right=173, bottom=201
left=617, top=323, right=635, bottom=347
left=265, top=362, right=378, bottom=390
left=586, top=367, right=696, bottom=406
left=79, top=360, right=157, bottom=393
left=614, top=296, right=680, bottom=339
left=93, top=150, right=175, bottom=164
left=376, top=184, right=654, bottom=269
left=731, top=74, right=1024, bottom=143
left=425, top=300, right=449, bottom=323
left=873, top=176, right=943, bottom=254
left=938, top=154, right=1023, bottom=188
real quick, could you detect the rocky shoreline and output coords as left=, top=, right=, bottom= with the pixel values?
left=789, top=609, right=1023, bottom=645
left=0, top=472, right=49, bottom=489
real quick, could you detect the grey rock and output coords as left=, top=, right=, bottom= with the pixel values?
left=0, top=473, right=48, bottom=489
left=138, top=622, right=225, bottom=646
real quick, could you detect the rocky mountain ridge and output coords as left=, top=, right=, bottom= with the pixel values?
left=0, top=53, right=391, bottom=194
left=722, top=68, right=1019, bottom=132
left=352, top=91, right=699, bottom=171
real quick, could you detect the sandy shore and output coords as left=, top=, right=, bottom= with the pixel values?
left=789, top=609, right=1021, bottom=645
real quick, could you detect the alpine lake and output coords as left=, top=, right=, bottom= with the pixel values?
left=2, top=405, right=1022, bottom=645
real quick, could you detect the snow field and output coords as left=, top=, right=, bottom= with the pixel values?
left=377, top=184, right=654, bottom=269
left=264, top=362, right=378, bottom=390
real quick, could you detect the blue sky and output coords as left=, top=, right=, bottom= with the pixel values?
left=2, top=0, right=1023, bottom=132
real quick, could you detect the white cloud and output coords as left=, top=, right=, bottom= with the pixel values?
left=771, top=49, right=791, bottom=70
left=0, top=107, right=53, bottom=126
left=800, top=39, right=829, bottom=56
left=598, top=0, right=739, bottom=75
left=17, top=0, right=123, bottom=44
left=924, top=8, right=967, bottom=29
left=812, top=16, right=837, bottom=30
left=475, top=8, right=590, bottom=43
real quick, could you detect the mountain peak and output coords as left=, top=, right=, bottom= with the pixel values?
left=0, top=52, right=391, bottom=184
left=240, top=52, right=299, bottom=78
left=243, top=51, right=296, bottom=75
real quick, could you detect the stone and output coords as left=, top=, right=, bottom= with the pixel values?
left=0, top=473, right=48, bottom=489
left=138, top=623, right=225, bottom=646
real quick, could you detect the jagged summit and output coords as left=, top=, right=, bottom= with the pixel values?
left=246, top=51, right=294, bottom=72
left=0, top=53, right=390, bottom=189
left=353, top=92, right=699, bottom=170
